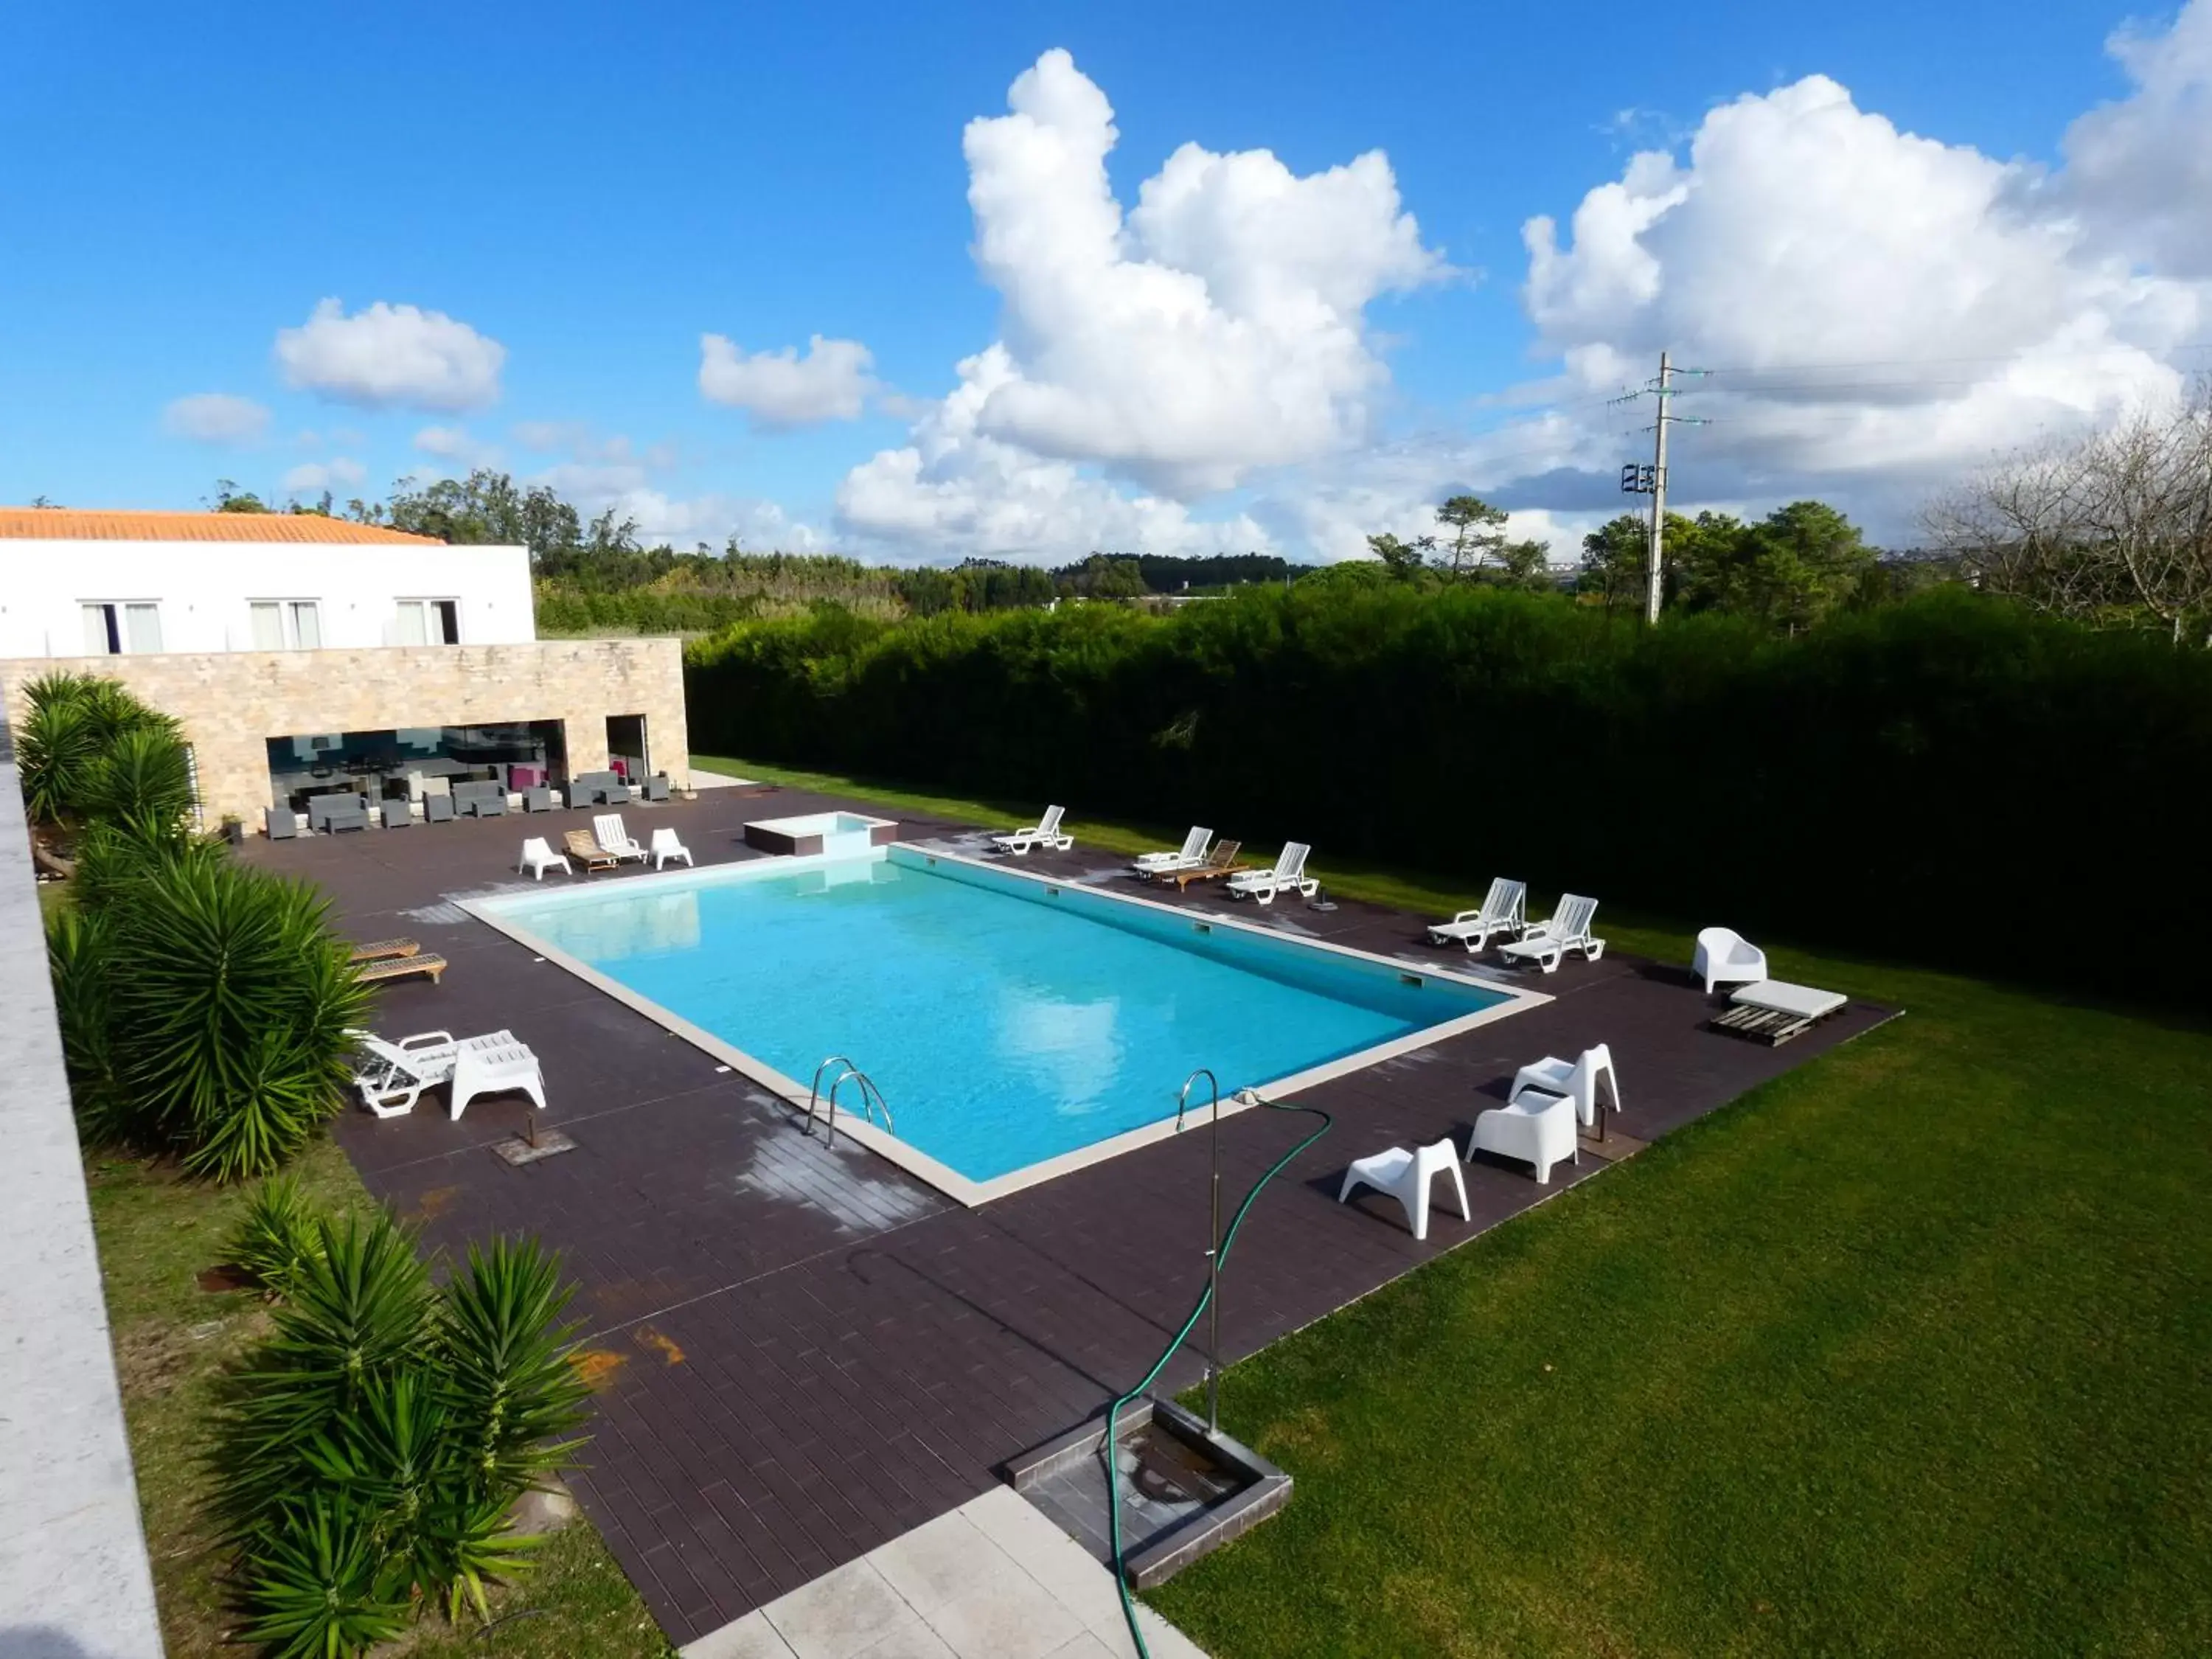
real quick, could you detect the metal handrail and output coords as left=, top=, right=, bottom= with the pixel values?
left=805, top=1054, right=894, bottom=1146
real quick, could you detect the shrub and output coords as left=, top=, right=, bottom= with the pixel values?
left=214, top=1207, right=590, bottom=1655
left=686, top=586, right=2212, bottom=1004
left=15, top=671, right=181, bottom=827
left=224, top=1175, right=328, bottom=1296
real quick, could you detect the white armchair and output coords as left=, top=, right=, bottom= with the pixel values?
left=1694, top=927, right=1769, bottom=995
left=1337, top=1138, right=1469, bottom=1241
left=1470, top=1091, right=1580, bottom=1184
left=1509, top=1044, right=1622, bottom=1131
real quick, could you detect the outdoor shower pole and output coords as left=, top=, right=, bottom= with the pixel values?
left=1176, top=1069, right=1224, bottom=1435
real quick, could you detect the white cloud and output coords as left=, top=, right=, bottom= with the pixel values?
left=274, top=298, right=506, bottom=411
left=413, top=425, right=501, bottom=470
left=161, top=392, right=268, bottom=444
left=280, top=457, right=366, bottom=495
left=699, top=333, right=876, bottom=426
left=2062, top=0, right=2212, bottom=277
left=834, top=47, right=1439, bottom=559
left=517, top=428, right=824, bottom=551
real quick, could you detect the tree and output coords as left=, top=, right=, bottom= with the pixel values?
left=1493, top=538, right=1554, bottom=590
left=1366, top=532, right=1429, bottom=581
left=1927, top=391, right=2212, bottom=644
left=1433, top=495, right=1508, bottom=579
left=210, top=479, right=270, bottom=514
left=1579, top=515, right=1649, bottom=614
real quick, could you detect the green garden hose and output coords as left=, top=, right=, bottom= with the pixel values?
left=1106, top=1091, right=1332, bottom=1658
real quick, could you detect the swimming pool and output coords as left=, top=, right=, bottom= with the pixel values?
left=470, top=846, right=1534, bottom=1202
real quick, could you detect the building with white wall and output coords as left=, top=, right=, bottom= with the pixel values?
left=0, top=506, right=535, bottom=656
left=1, top=507, right=691, bottom=828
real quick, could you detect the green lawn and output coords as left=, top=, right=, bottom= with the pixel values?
left=701, top=754, right=2212, bottom=1658
left=86, top=1136, right=674, bottom=1658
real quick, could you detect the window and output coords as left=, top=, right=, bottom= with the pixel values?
left=251, top=600, right=323, bottom=650
left=395, top=598, right=460, bottom=645
left=80, top=601, right=161, bottom=655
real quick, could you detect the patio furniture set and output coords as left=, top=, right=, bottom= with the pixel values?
left=266, top=770, right=674, bottom=837
left=521, top=813, right=692, bottom=878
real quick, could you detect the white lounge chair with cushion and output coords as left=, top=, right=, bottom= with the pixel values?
left=1712, top=979, right=1848, bottom=1045
left=1694, top=927, right=1769, bottom=995
left=1228, top=842, right=1317, bottom=905
left=990, top=804, right=1071, bottom=855
left=1133, top=826, right=1211, bottom=877
left=1337, top=1138, right=1469, bottom=1242
left=1470, top=1090, right=1580, bottom=1184
left=650, top=826, right=692, bottom=870
left=351, top=1029, right=459, bottom=1119
left=594, top=813, right=650, bottom=863
left=448, top=1030, right=546, bottom=1121
left=1509, top=1043, right=1622, bottom=1132
left=1498, top=894, right=1605, bottom=972
left=518, top=836, right=571, bottom=880
left=1427, top=878, right=1528, bottom=951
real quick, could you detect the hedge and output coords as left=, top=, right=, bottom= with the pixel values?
left=684, top=588, right=2212, bottom=1004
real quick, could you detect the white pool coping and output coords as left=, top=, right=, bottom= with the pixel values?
left=462, top=843, right=1547, bottom=1208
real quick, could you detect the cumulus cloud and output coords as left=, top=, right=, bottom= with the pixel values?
left=161, top=392, right=269, bottom=444
left=1503, top=29, right=2211, bottom=538
left=699, top=333, right=876, bottom=426
left=281, top=457, right=366, bottom=495
left=274, top=299, right=506, bottom=411
left=515, top=425, right=824, bottom=552
left=413, top=425, right=501, bottom=470
left=835, top=48, right=1438, bottom=559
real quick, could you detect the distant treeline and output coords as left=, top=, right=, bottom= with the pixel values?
left=685, top=585, right=2212, bottom=1006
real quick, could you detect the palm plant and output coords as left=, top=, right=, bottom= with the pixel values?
left=224, top=1175, right=328, bottom=1297
left=15, top=689, right=102, bottom=824
left=238, top=1495, right=412, bottom=1659
left=106, top=860, right=369, bottom=1180
left=81, top=723, right=195, bottom=828
left=45, top=905, right=122, bottom=1141
left=439, top=1237, right=591, bottom=1503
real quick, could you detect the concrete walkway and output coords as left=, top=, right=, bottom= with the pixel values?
left=0, top=742, right=165, bottom=1659
left=682, top=1486, right=1208, bottom=1659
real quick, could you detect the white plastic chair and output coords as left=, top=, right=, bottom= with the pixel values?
left=1133, top=826, right=1211, bottom=876
left=448, top=1031, right=546, bottom=1121
left=1498, top=894, right=1605, bottom=972
left=1427, top=877, right=1528, bottom=951
left=594, top=813, right=649, bottom=863
left=990, top=804, right=1072, bottom=855
left=1470, top=1091, right=1580, bottom=1183
left=1227, top=842, right=1317, bottom=905
left=1337, top=1138, right=1469, bottom=1241
left=518, top=836, right=571, bottom=880
left=650, top=826, right=693, bottom=870
left=350, top=1029, right=459, bottom=1119
left=1509, top=1043, right=1622, bottom=1131
left=1694, top=927, right=1769, bottom=995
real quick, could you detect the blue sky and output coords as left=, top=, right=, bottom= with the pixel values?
left=3, top=0, right=2202, bottom=560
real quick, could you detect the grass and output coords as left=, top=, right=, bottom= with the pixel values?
left=86, top=1134, right=675, bottom=1658
left=698, top=754, right=2212, bottom=1658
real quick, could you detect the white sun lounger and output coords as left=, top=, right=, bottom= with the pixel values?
left=448, top=1030, right=547, bottom=1121
left=1338, top=1138, right=1468, bottom=1241
left=990, top=804, right=1072, bottom=855
left=1711, top=979, right=1847, bottom=1045
left=1427, top=878, right=1528, bottom=951
left=351, top=1029, right=459, bottom=1119
left=1694, top=927, right=1769, bottom=995
left=518, top=836, right=571, bottom=880
left=1498, top=894, right=1605, bottom=972
left=1227, top=842, right=1317, bottom=905
left=1469, top=1090, right=1580, bottom=1184
left=1509, top=1043, right=1622, bottom=1132
left=650, top=825, right=693, bottom=870
left=1133, top=826, right=1211, bottom=877
left=594, top=813, right=650, bottom=863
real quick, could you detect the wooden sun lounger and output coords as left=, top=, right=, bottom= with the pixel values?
left=355, top=953, right=448, bottom=987
left=563, top=830, right=622, bottom=873
left=1166, top=841, right=1249, bottom=890
left=349, top=937, right=420, bottom=963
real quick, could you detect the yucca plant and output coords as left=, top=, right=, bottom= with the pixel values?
left=15, top=688, right=102, bottom=824
left=81, top=722, right=195, bottom=828
left=45, top=904, right=123, bottom=1141
left=224, top=1175, right=328, bottom=1297
left=238, top=1495, right=412, bottom=1659
left=105, top=860, right=368, bottom=1180
left=214, top=1205, right=592, bottom=1653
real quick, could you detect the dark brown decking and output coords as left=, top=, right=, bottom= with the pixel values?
left=246, top=790, right=1891, bottom=1644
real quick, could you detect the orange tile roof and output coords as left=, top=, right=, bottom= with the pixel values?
left=0, top=507, right=448, bottom=546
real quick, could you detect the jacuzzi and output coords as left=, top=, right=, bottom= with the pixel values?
left=742, top=810, right=899, bottom=858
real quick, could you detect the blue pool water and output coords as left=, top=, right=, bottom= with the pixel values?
left=484, top=851, right=1505, bottom=1185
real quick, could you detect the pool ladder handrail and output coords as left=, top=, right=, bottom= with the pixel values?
left=805, top=1054, right=895, bottom=1147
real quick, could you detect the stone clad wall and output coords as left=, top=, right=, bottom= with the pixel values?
left=0, top=638, right=690, bottom=826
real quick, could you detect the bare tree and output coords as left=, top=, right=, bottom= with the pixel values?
left=1927, top=387, right=2212, bottom=644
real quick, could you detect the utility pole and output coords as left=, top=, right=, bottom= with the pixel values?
left=1646, top=349, right=1671, bottom=627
